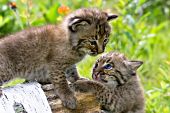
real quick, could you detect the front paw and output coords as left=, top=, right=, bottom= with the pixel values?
left=60, top=91, right=77, bottom=109
left=69, top=81, right=89, bottom=92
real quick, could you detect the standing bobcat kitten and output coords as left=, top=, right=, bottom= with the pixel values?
left=71, top=52, right=145, bottom=112
left=0, top=8, right=118, bottom=109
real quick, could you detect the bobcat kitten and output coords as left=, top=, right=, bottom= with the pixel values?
left=71, top=52, right=145, bottom=112
left=0, top=8, right=117, bottom=109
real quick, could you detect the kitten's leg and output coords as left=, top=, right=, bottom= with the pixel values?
left=129, top=99, right=145, bottom=113
left=34, top=66, right=52, bottom=85
left=38, top=79, right=51, bottom=85
left=24, top=68, right=51, bottom=85
left=25, top=79, right=51, bottom=85
left=128, top=108, right=145, bottom=113
left=65, top=64, right=80, bottom=83
left=134, top=109, right=145, bottom=113
left=70, top=80, right=108, bottom=93
left=70, top=80, right=114, bottom=112
left=65, top=64, right=89, bottom=83
left=49, top=64, right=77, bottom=109
left=0, top=56, right=14, bottom=96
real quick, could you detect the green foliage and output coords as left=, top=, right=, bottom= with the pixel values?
left=0, top=0, right=169, bottom=112
left=1, top=78, right=25, bottom=88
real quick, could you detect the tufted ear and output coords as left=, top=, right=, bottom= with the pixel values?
left=127, top=60, right=143, bottom=71
left=68, top=18, right=90, bottom=32
left=107, top=14, right=118, bottom=21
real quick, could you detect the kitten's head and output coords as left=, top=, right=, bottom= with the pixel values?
left=65, top=8, right=118, bottom=56
left=92, top=52, right=143, bottom=85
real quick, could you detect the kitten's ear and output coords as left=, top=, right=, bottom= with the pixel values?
left=68, top=18, right=90, bottom=32
left=127, top=60, right=143, bottom=70
left=107, top=14, right=118, bottom=21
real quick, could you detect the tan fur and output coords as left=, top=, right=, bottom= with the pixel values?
left=71, top=52, right=145, bottom=113
left=0, top=8, right=117, bottom=109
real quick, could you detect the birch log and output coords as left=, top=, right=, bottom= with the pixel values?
left=0, top=82, right=52, bottom=113
left=0, top=82, right=100, bottom=113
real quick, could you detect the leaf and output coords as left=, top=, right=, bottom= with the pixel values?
left=45, top=3, right=60, bottom=23
left=2, top=78, right=25, bottom=88
left=160, top=81, right=167, bottom=89
left=124, top=31, right=135, bottom=44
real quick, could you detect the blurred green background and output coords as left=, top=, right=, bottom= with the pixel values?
left=0, top=0, right=170, bottom=112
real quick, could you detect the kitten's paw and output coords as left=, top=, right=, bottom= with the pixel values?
left=69, top=83, right=76, bottom=91
left=69, top=81, right=89, bottom=92
left=65, top=65, right=79, bottom=83
left=61, top=92, right=77, bottom=109
left=66, top=76, right=79, bottom=83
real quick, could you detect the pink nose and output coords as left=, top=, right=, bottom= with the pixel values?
left=92, top=73, right=100, bottom=80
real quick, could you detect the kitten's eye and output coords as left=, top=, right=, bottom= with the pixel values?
left=103, top=38, right=108, bottom=43
left=104, top=64, right=112, bottom=70
left=78, top=39, right=86, bottom=44
left=90, top=41, right=96, bottom=46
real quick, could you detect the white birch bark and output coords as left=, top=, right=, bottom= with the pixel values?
left=0, top=82, right=100, bottom=113
left=0, top=82, right=52, bottom=113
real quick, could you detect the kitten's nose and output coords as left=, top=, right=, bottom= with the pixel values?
left=97, top=46, right=104, bottom=54
left=92, top=70, right=104, bottom=80
left=98, top=49, right=104, bottom=54
left=92, top=73, right=99, bottom=80
left=96, top=40, right=104, bottom=54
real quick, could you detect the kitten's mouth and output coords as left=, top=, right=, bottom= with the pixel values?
left=92, top=73, right=108, bottom=83
left=80, top=48, right=98, bottom=56
left=88, top=51, right=98, bottom=56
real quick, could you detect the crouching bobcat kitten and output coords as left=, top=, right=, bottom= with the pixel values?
left=70, top=52, right=145, bottom=112
left=0, top=8, right=118, bottom=109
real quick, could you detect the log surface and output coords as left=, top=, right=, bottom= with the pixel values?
left=42, top=84, right=100, bottom=113
left=0, top=82, right=100, bottom=113
left=0, top=82, right=52, bottom=113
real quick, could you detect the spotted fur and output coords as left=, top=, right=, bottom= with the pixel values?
left=71, top=52, right=145, bottom=113
left=0, top=8, right=117, bottom=109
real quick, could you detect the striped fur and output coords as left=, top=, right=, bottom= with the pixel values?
left=0, top=8, right=117, bottom=109
left=71, top=52, right=145, bottom=113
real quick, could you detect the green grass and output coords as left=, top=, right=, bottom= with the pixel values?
left=0, top=0, right=170, bottom=112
